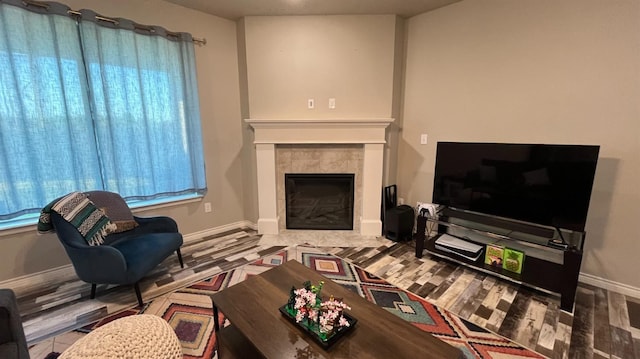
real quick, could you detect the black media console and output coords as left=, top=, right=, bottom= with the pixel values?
left=414, top=206, right=585, bottom=312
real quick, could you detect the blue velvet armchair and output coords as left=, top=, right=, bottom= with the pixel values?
left=49, top=192, right=184, bottom=307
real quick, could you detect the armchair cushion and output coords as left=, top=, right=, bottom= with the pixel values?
left=86, top=191, right=138, bottom=233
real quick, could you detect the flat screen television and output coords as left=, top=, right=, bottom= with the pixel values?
left=432, top=142, right=600, bottom=232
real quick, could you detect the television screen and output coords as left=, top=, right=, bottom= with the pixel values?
left=432, top=142, right=600, bottom=232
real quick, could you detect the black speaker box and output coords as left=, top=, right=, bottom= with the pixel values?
left=384, top=204, right=415, bottom=242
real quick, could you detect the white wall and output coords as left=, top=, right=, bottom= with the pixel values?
left=243, top=15, right=398, bottom=119
left=399, top=0, right=640, bottom=287
left=239, top=15, right=404, bottom=220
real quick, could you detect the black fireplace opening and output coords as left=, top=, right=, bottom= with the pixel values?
left=285, top=173, right=355, bottom=230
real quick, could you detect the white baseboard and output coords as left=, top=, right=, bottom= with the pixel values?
left=360, top=219, right=382, bottom=236
left=579, top=273, right=640, bottom=299
left=257, top=218, right=279, bottom=234
left=182, top=220, right=257, bottom=243
left=1, top=265, right=78, bottom=297
left=0, top=221, right=258, bottom=294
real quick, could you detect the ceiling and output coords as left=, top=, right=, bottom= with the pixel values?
left=164, top=0, right=462, bottom=20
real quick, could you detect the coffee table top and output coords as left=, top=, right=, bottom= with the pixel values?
left=210, top=260, right=462, bottom=358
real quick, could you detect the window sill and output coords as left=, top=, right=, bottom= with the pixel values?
left=0, top=193, right=203, bottom=237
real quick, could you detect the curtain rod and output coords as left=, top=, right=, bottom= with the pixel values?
left=22, top=0, right=207, bottom=46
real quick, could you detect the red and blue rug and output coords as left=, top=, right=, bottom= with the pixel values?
left=72, top=248, right=544, bottom=359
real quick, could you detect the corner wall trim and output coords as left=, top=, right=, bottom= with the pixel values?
left=0, top=221, right=258, bottom=295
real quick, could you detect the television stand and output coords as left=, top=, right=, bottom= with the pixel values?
left=547, top=239, right=569, bottom=250
left=414, top=207, right=585, bottom=312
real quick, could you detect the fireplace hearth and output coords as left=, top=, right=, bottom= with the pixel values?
left=285, top=173, right=355, bottom=230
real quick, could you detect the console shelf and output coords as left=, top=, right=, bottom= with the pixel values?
left=415, top=207, right=585, bottom=312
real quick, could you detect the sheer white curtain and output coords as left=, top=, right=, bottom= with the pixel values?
left=0, top=1, right=206, bottom=220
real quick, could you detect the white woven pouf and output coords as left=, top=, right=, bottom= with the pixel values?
left=60, top=314, right=182, bottom=359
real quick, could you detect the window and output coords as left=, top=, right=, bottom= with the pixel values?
left=0, top=2, right=206, bottom=226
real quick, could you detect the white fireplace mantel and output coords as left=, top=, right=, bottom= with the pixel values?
left=245, top=118, right=394, bottom=236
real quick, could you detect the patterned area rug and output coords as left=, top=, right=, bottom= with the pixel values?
left=64, top=247, right=544, bottom=359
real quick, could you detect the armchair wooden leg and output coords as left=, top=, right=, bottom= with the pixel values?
left=90, top=284, right=97, bottom=299
left=133, top=283, right=144, bottom=307
left=176, top=248, right=184, bottom=268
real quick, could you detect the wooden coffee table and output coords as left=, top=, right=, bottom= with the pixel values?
left=210, top=260, right=463, bottom=358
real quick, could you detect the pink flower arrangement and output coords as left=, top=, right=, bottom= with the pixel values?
left=287, top=280, right=352, bottom=336
left=317, top=297, right=351, bottom=334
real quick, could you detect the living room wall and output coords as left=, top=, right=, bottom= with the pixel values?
left=242, top=15, right=399, bottom=119
left=0, top=0, right=246, bottom=281
left=399, top=0, right=640, bottom=288
left=239, top=15, right=405, bottom=219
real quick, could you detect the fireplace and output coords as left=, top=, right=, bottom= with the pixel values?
left=245, top=118, right=393, bottom=236
left=285, top=173, right=355, bottom=230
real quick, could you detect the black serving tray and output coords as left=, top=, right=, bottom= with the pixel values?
left=279, top=304, right=358, bottom=348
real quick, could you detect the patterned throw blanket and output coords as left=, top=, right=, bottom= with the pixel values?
left=37, top=192, right=117, bottom=246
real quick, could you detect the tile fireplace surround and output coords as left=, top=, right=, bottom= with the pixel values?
left=246, top=118, right=393, bottom=236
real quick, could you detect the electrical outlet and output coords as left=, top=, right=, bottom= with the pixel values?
left=328, top=98, right=336, bottom=109
left=204, top=202, right=212, bottom=213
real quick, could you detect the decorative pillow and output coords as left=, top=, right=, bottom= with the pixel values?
left=85, top=191, right=138, bottom=233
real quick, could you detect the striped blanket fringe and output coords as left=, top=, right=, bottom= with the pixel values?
left=38, top=192, right=117, bottom=246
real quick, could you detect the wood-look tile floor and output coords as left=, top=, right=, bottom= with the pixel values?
left=19, top=229, right=640, bottom=359
left=18, top=227, right=286, bottom=347
left=324, top=240, right=640, bottom=359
